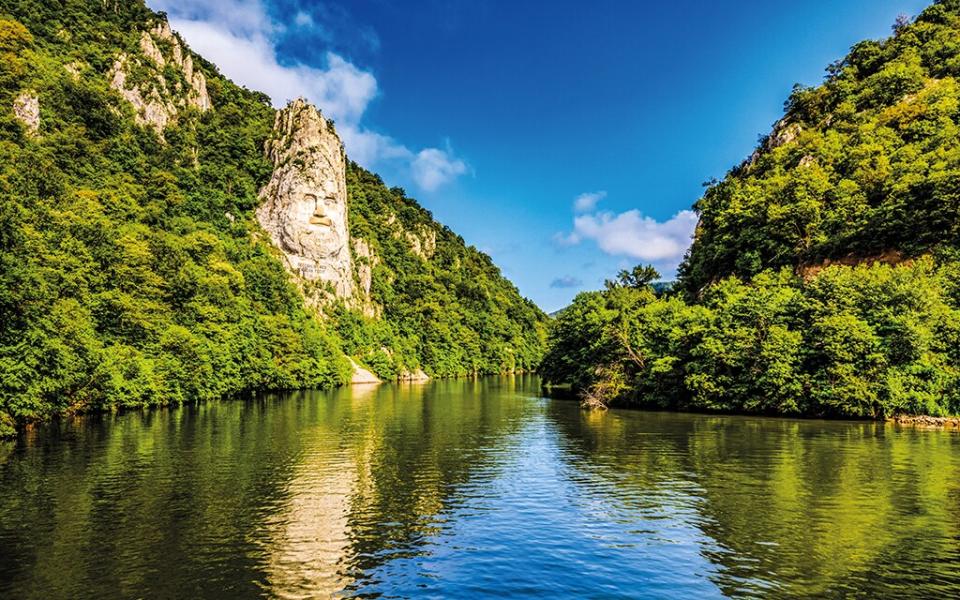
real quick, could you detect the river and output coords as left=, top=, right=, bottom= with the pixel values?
left=1, top=376, right=958, bottom=598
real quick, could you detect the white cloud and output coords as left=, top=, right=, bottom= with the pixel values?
left=168, top=19, right=376, bottom=123
left=147, top=0, right=467, bottom=191
left=573, top=191, right=606, bottom=213
left=412, top=147, right=469, bottom=192
left=571, top=209, right=698, bottom=263
left=338, top=127, right=412, bottom=166
left=151, top=0, right=276, bottom=38
left=556, top=206, right=698, bottom=271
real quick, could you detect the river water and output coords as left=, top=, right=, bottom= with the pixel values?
left=1, top=376, right=959, bottom=598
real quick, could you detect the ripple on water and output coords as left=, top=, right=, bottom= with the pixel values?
left=1, top=378, right=959, bottom=599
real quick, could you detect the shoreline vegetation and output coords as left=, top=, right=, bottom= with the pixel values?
left=539, top=259, right=960, bottom=421
left=6, top=373, right=959, bottom=444
left=4, top=370, right=539, bottom=438
left=543, top=381, right=960, bottom=428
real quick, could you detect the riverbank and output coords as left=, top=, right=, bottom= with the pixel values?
left=887, top=415, right=960, bottom=429
left=542, top=383, right=960, bottom=429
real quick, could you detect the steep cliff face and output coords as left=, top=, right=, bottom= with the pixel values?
left=108, top=19, right=211, bottom=137
left=256, top=99, right=355, bottom=302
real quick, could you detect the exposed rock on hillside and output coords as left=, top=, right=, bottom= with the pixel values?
left=383, top=213, right=436, bottom=259
left=746, top=118, right=803, bottom=168
left=399, top=369, right=430, bottom=382
left=765, top=119, right=802, bottom=150
left=797, top=250, right=907, bottom=280
left=13, top=91, right=38, bottom=135
left=404, top=225, right=436, bottom=259
left=257, top=99, right=355, bottom=301
left=352, top=238, right=379, bottom=317
left=109, top=18, right=210, bottom=137
left=348, top=357, right=381, bottom=384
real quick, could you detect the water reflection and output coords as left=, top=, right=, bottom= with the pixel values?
left=547, top=407, right=960, bottom=597
left=0, top=376, right=959, bottom=599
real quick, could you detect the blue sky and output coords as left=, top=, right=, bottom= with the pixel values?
left=149, top=0, right=930, bottom=312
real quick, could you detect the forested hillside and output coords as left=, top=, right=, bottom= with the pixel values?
left=0, top=0, right=545, bottom=437
left=541, top=1, right=960, bottom=419
left=340, top=163, right=545, bottom=379
left=681, top=2, right=960, bottom=293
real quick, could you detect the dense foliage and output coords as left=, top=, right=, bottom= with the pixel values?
left=338, top=164, right=546, bottom=379
left=0, top=0, right=545, bottom=436
left=542, top=260, right=960, bottom=417
left=680, top=0, right=960, bottom=294
left=542, top=1, right=960, bottom=418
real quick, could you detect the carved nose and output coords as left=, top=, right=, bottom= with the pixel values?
left=310, top=210, right=332, bottom=226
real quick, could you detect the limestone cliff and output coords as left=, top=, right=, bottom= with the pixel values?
left=108, top=18, right=211, bottom=137
left=257, top=99, right=355, bottom=302
left=12, top=91, right=38, bottom=135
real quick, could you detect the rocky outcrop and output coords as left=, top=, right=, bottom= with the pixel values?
left=64, top=61, right=83, bottom=78
left=109, top=64, right=174, bottom=133
left=797, top=250, right=906, bottom=280
left=746, top=119, right=804, bottom=168
left=405, top=226, right=437, bottom=259
left=766, top=119, right=802, bottom=150
left=257, top=99, right=354, bottom=300
left=352, top=238, right=380, bottom=317
left=109, top=18, right=210, bottom=137
left=13, top=91, right=39, bottom=135
left=139, top=29, right=164, bottom=67
left=384, top=214, right=436, bottom=260
left=348, top=357, right=381, bottom=384
left=399, top=369, right=430, bottom=382
left=888, top=414, right=960, bottom=428
left=147, top=21, right=211, bottom=112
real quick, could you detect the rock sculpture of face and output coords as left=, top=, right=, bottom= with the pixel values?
left=258, top=100, right=355, bottom=300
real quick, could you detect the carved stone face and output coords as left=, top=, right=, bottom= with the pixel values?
left=257, top=100, right=354, bottom=299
